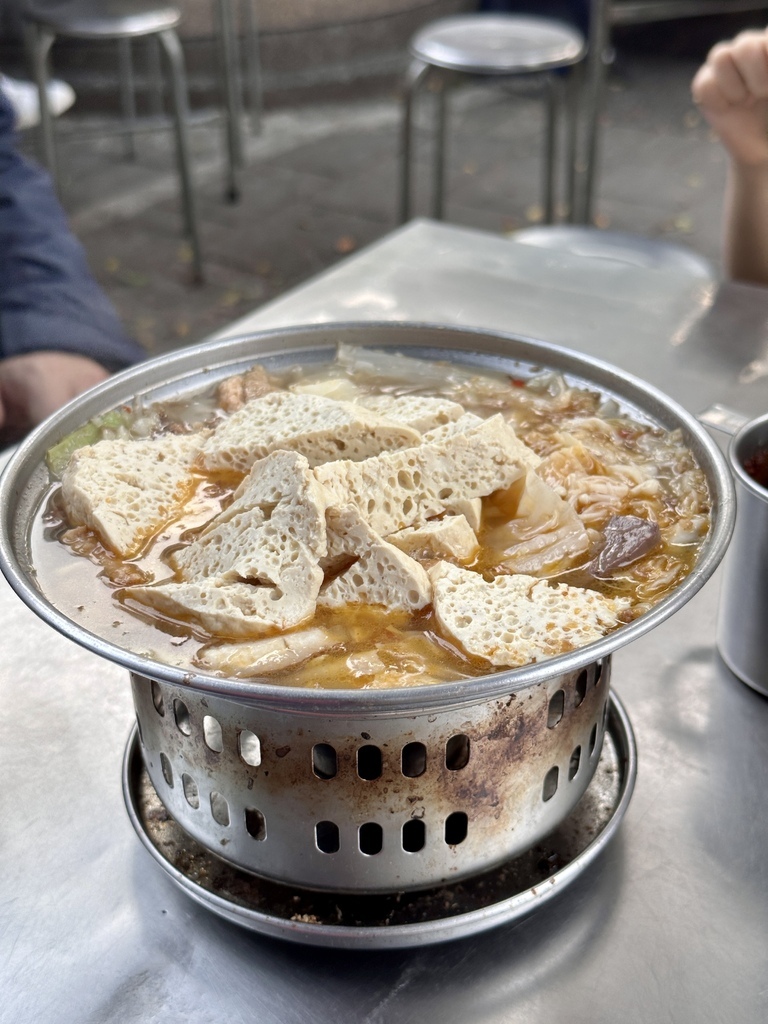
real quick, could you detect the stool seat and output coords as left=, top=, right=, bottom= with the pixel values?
left=410, top=14, right=585, bottom=75
left=26, top=1, right=181, bottom=40
left=511, top=226, right=716, bottom=280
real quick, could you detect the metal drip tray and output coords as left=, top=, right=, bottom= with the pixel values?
left=122, top=692, right=636, bottom=949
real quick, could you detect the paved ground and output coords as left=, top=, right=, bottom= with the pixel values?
left=19, top=44, right=730, bottom=359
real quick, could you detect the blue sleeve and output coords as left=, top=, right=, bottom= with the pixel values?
left=0, top=88, right=145, bottom=370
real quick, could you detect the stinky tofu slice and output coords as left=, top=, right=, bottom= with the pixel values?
left=423, top=412, right=542, bottom=471
left=421, top=411, right=484, bottom=443
left=60, top=433, right=201, bottom=558
left=387, top=514, right=479, bottom=564
left=126, top=575, right=320, bottom=637
left=358, top=394, right=465, bottom=433
left=198, top=390, right=421, bottom=473
left=172, top=450, right=328, bottom=578
left=446, top=497, right=482, bottom=532
left=134, top=451, right=328, bottom=636
left=318, top=505, right=431, bottom=612
left=196, top=627, right=340, bottom=677
left=314, top=414, right=528, bottom=537
left=428, top=561, right=631, bottom=667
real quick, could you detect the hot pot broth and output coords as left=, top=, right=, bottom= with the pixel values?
left=38, top=346, right=711, bottom=688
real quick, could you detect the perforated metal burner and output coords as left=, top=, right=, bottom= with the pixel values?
left=123, top=691, right=636, bottom=948
left=132, top=656, right=612, bottom=893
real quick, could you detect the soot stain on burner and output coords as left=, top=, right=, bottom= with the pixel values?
left=135, top=743, right=622, bottom=931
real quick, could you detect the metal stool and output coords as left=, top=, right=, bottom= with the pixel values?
left=399, top=13, right=587, bottom=225
left=24, top=0, right=216, bottom=284
left=511, top=225, right=716, bottom=280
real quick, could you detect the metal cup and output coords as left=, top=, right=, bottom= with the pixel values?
left=717, top=411, right=768, bottom=696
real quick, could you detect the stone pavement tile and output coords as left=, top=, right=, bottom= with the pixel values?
left=598, top=128, right=724, bottom=208
left=197, top=208, right=387, bottom=290
left=605, top=55, right=702, bottom=134
left=307, top=153, right=402, bottom=224
left=81, top=215, right=274, bottom=355
left=445, top=147, right=550, bottom=213
left=437, top=200, right=535, bottom=237
left=265, top=122, right=401, bottom=180
left=448, top=87, right=554, bottom=146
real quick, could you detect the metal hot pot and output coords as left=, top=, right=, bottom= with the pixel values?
left=0, top=322, right=735, bottom=906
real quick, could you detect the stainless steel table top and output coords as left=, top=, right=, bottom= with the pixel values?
left=2, top=219, right=767, bottom=1022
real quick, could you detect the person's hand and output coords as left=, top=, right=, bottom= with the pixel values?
left=692, top=29, right=768, bottom=167
left=0, top=351, right=109, bottom=442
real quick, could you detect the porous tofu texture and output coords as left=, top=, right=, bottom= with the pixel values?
left=428, top=561, right=631, bottom=667
left=319, top=504, right=431, bottom=611
left=357, top=394, right=465, bottom=432
left=126, top=577, right=321, bottom=638
left=314, top=414, right=529, bottom=537
left=60, top=433, right=201, bottom=558
left=387, top=514, right=478, bottom=563
left=128, top=450, right=327, bottom=636
left=199, top=390, right=422, bottom=472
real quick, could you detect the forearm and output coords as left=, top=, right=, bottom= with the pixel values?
left=723, top=160, right=768, bottom=285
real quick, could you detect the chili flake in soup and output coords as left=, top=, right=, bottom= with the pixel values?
left=40, top=346, right=711, bottom=688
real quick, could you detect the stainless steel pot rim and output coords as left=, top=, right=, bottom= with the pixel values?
left=121, top=690, right=637, bottom=950
left=0, top=321, right=736, bottom=715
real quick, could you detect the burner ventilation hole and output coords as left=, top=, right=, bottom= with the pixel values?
left=359, top=822, right=383, bottom=855
left=602, top=701, right=609, bottom=729
left=358, top=745, right=382, bottom=780
left=595, top=661, right=604, bottom=686
left=173, top=698, right=192, bottom=736
left=402, top=741, right=427, bottom=778
left=543, top=766, right=559, bottom=802
left=151, top=681, right=164, bottom=716
left=238, top=730, right=261, bottom=767
left=160, top=752, right=174, bottom=787
left=445, top=811, right=468, bottom=846
left=569, top=745, right=581, bottom=780
left=446, top=734, right=470, bottom=771
left=316, top=820, right=340, bottom=854
left=575, top=669, right=588, bottom=706
left=547, top=690, right=565, bottom=728
left=182, top=773, right=199, bottom=809
left=588, top=722, right=598, bottom=757
left=312, top=743, right=337, bottom=780
left=245, top=807, right=266, bottom=841
left=402, top=818, right=426, bottom=852
left=210, top=791, right=230, bottom=827
left=203, top=715, right=224, bottom=753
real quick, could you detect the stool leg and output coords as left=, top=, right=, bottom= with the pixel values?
left=241, top=0, right=263, bottom=134
left=214, top=0, right=243, bottom=203
left=117, top=38, right=138, bottom=161
left=542, top=73, right=561, bottom=225
left=399, top=58, right=430, bottom=224
left=432, top=73, right=448, bottom=221
left=147, top=36, right=165, bottom=120
left=564, top=62, right=583, bottom=224
left=157, top=28, right=204, bottom=284
left=575, top=0, right=611, bottom=224
left=27, top=24, right=59, bottom=191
